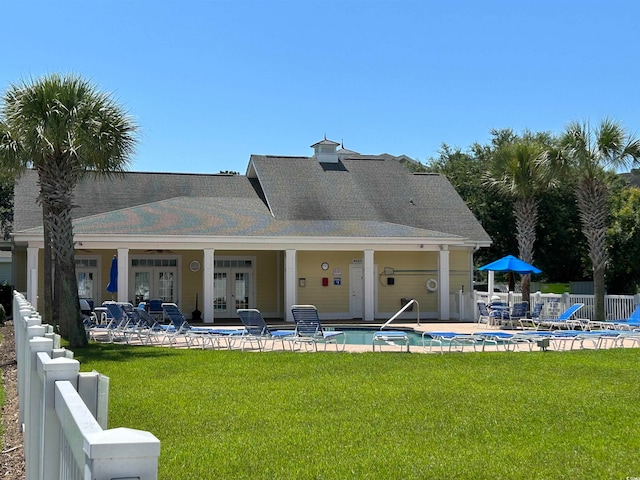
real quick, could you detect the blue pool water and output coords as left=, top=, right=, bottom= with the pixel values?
left=325, top=327, right=425, bottom=346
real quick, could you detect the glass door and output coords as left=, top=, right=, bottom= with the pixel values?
left=130, top=258, right=178, bottom=306
left=213, top=272, right=228, bottom=314
left=76, top=257, right=99, bottom=305
left=213, top=266, right=253, bottom=317
left=77, top=269, right=96, bottom=303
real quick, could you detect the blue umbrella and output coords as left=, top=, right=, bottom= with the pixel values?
left=478, top=255, right=542, bottom=274
left=106, top=256, right=118, bottom=293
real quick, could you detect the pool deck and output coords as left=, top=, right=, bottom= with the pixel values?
left=116, top=320, right=640, bottom=353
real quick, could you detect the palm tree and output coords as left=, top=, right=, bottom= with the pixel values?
left=484, top=129, right=554, bottom=308
left=559, top=119, right=640, bottom=322
left=0, top=74, right=137, bottom=347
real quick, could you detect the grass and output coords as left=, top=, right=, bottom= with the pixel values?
left=73, top=345, right=640, bottom=479
left=0, top=332, right=4, bottom=443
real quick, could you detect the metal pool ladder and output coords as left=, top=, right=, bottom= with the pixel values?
left=372, top=299, right=420, bottom=352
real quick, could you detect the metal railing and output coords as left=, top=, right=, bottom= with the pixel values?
left=381, top=298, right=420, bottom=329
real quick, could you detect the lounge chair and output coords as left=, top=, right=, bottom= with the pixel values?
left=588, top=304, right=640, bottom=331
left=236, top=309, right=295, bottom=351
left=422, top=331, right=483, bottom=353
left=101, top=302, right=138, bottom=343
left=474, top=331, right=536, bottom=352
left=135, top=307, right=167, bottom=344
left=372, top=329, right=410, bottom=352
left=289, top=305, right=345, bottom=352
left=161, top=303, right=241, bottom=348
left=534, top=303, right=586, bottom=330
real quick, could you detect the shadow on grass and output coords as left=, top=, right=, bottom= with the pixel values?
left=72, top=342, right=178, bottom=363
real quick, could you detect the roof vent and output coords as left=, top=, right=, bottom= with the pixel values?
left=311, top=137, right=340, bottom=163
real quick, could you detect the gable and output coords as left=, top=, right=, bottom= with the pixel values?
left=250, top=154, right=491, bottom=243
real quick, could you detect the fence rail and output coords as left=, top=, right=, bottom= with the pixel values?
left=471, top=290, right=640, bottom=321
left=12, top=291, right=160, bottom=480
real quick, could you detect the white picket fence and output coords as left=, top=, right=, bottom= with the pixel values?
left=12, top=291, right=160, bottom=480
left=472, top=290, right=640, bottom=321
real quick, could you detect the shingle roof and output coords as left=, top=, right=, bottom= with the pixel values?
left=250, top=154, right=491, bottom=242
left=21, top=196, right=454, bottom=238
left=13, top=151, right=490, bottom=243
left=14, top=170, right=257, bottom=231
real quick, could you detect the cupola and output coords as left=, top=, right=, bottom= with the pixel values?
left=311, top=136, right=340, bottom=163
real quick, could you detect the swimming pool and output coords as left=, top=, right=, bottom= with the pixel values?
left=325, top=327, right=425, bottom=346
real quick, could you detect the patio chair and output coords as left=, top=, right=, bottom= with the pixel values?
left=489, top=300, right=510, bottom=327
left=288, top=305, right=345, bottom=352
left=535, top=303, right=586, bottom=330
left=476, top=301, right=492, bottom=326
left=236, top=309, right=295, bottom=351
left=147, top=299, right=165, bottom=322
left=519, top=302, right=543, bottom=330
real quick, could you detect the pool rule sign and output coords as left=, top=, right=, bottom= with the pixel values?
left=333, top=268, right=341, bottom=286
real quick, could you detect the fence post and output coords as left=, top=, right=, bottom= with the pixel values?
left=25, top=334, right=52, bottom=480
left=77, top=372, right=110, bottom=429
left=37, top=352, right=80, bottom=480
left=85, top=428, right=161, bottom=480
left=17, top=313, right=42, bottom=426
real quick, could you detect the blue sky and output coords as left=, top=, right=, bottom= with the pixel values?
left=2, top=0, right=639, bottom=174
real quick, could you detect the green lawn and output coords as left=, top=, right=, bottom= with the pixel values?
left=0, top=332, right=4, bottom=442
left=74, top=345, right=640, bottom=479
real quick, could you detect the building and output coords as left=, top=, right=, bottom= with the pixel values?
left=11, top=138, right=491, bottom=322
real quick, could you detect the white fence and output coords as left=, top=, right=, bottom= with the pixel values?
left=471, top=290, right=640, bottom=321
left=12, top=291, right=160, bottom=480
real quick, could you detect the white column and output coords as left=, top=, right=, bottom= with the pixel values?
left=284, top=250, right=297, bottom=322
left=439, top=246, right=450, bottom=320
left=203, top=249, right=215, bottom=324
left=364, top=250, right=375, bottom=321
left=116, top=248, right=129, bottom=304
left=487, top=271, right=495, bottom=300
left=27, top=247, right=39, bottom=307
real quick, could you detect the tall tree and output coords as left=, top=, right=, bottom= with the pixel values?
left=0, top=74, right=137, bottom=347
left=425, top=143, right=516, bottom=269
left=483, top=129, right=555, bottom=307
left=607, top=182, right=640, bottom=294
left=559, top=119, right=640, bottom=321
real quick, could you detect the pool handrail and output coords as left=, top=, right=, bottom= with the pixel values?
left=381, top=299, right=420, bottom=329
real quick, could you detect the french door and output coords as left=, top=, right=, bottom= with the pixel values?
left=130, top=258, right=179, bottom=306
left=76, top=257, right=99, bottom=305
left=213, top=259, right=254, bottom=317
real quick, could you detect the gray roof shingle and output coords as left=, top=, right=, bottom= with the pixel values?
left=14, top=151, right=490, bottom=243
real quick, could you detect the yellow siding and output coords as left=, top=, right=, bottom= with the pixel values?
left=296, top=251, right=358, bottom=313
left=254, top=251, right=281, bottom=313
left=449, top=249, right=473, bottom=294
left=375, top=251, right=439, bottom=312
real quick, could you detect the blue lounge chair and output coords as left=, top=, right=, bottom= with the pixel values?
left=236, top=309, right=295, bottom=351
left=372, top=330, right=410, bottom=352
left=161, top=303, right=241, bottom=348
left=535, top=303, right=585, bottom=330
left=589, top=304, right=640, bottom=331
left=474, top=331, right=537, bottom=352
left=422, top=331, right=483, bottom=353
left=289, top=305, right=345, bottom=352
